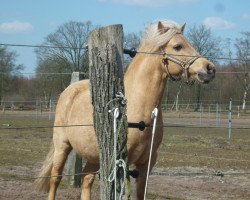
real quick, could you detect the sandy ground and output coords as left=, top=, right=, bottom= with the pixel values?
left=1, top=112, right=249, bottom=199
left=1, top=166, right=250, bottom=200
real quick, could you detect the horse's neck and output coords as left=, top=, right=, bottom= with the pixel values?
left=124, top=55, right=167, bottom=124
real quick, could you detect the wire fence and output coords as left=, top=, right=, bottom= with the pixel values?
left=150, top=171, right=250, bottom=177
left=1, top=122, right=250, bottom=131
left=1, top=101, right=250, bottom=130
left=0, top=171, right=99, bottom=182
left=0, top=42, right=249, bottom=197
left=0, top=42, right=250, bottom=62
left=1, top=105, right=250, bottom=191
left=1, top=101, right=249, bottom=140
left=1, top=71, right=249, bottom=76
left=1, top=166, right=250, bottom=182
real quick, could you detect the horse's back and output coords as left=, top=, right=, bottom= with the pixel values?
left=54, top=80, right=91, bottom=125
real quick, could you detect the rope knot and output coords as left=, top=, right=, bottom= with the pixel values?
left=115, top=91, right=127, bottom=105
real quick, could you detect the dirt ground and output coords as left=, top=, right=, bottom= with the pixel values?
left=1, top=112, right=250, bottom=199
left=0, top=166, right=250, bottom=200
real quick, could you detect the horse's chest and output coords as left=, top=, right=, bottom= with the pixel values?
left=127, top=126, right=163, bottom=165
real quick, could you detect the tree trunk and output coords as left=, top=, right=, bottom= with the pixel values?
left=242, top=73, right=250, bottom=113
left=195, top=84, right=202, bottom=112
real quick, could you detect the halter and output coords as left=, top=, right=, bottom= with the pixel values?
left=162, top=52, right=200, bottom=84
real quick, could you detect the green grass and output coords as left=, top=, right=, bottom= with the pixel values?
left=0, top=114, right=249, bottom=174
left=157, top=127, right=250, bottom=170
left=0, top=114, right=53, bottom=167
left=1, top=112, right=250, bottom=199
left=1, top=113, right=250, bottom=171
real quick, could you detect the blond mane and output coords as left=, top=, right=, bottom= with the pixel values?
left=139, top=20, right=180, bottom=53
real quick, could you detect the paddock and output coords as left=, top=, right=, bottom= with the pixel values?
left=0, top=20, right=249, bottom=200
left=1, top=110, right=250, bottom=199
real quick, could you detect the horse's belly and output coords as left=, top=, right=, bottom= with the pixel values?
left=67, top=125, right=148, bottom=165
left=68, top=127, right=99, bottom=164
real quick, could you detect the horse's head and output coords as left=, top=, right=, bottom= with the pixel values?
left=143, top=21, right=216, bottom=84
left=160, top=21, right=216, bottom=84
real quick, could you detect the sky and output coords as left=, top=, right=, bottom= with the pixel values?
left=0, top=0, right=249, bottom=75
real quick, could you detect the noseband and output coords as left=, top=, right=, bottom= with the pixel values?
left=162, top=52, right=200, bottom=84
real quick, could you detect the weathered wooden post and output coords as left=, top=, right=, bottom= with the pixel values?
left=228, top=97, right=232, bottom=140
left=65, top=72, right=83, bottom=187
left=89, top=25, right=129, bottom=199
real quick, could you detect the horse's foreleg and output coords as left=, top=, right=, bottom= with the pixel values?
left=135, top=164, right=147, bottom=200
left=48, top=144, right=71, bottom=200
left=135, top=153, right=157, bottom=200
left=81, top=162, right=99, bottom=200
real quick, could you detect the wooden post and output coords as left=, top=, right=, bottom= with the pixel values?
left=48, top=99, right=52, bottom=121
left=216, top=103, right=219, bottom=127
left=65, top=72, right=83, bottom=187
left=89, top=25, right=129, bottom=199
left=228, top=98, right=232, bottom=139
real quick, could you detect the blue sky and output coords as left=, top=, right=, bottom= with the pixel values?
left=0, top=0, right=249, bottom=74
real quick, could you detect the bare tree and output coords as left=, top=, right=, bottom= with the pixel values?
left=35, top=21, right=96, bottom=73
left=186, top=24, right=222, bottom=63
left=186, top=24, right=222, bottom=111
left=223, top=38, right=233, bottom=65
left=124, top=32, right=141, bottom=49
left=235, top=32, right=250, bottom=112
left=0, top=46, right=23, bottom=104
left=35, top=58, right=71, bottom=105
left=124, top=32, right=141, bottom=67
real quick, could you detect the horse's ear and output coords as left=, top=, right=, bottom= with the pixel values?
left=158, top=21, right=169, bottom=34
left=158, top=21, right=164, bottom=30
left=179, top=23, right=186, bottom=33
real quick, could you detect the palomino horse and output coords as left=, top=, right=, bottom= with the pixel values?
left=34, top=20, right=215, bottom=200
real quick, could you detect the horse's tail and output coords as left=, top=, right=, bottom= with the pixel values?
left=34, top=143, right=54, bottom=192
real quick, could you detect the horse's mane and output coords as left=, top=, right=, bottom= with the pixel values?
left=139, top=20, right=180, bottom=53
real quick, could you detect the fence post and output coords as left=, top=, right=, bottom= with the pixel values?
left=39, top=99, right=42, bottom=115
left=65, top=72, right=83, bottom=187
left=89, top=25, right=129, bottom=199
left=216, top=103, right=220, bottom=127
left=228, top=98, right=232, bottom=139
left=36, top=100, right=38, bottom=120
left=48, top=98, right=52, bottom=121
left=199, top=102, right=203, bottom=126
left=237, top=105, right=240, bottom=118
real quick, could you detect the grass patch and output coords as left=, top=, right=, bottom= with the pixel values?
left=0, top=114, right=53, bottom=167
left=1, top=112, right=250, bottom=178
left=157, top=127, right=250, bottom=170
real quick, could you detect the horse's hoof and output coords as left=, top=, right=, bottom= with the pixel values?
left=129, top=169, right=139, bottom=178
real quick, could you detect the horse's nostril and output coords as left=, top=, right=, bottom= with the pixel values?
left=206, top=64, right=215, bottom=74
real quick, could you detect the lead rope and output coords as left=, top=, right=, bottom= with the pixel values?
left=144, top=108, right=159, bottom=200
left=108, top=108, right=126, bottom=200
left=114, top=108, right=119, bottom=200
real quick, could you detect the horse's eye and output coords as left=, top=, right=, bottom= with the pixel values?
left=173, top=44, right=183, bottom=51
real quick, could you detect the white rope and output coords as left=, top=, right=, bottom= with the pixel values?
left=114, top=108, right=119, bottom=200
left=108, top=159, right=127, bottom=200
left=117, top=159, right=126, bottom=200
left=108, top=108, right=127, bottom=200
left=144, top=107, right=158, bottom=200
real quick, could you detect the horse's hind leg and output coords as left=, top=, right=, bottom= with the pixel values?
left=48, top=141, right=72, bottom=200
left=81, top=162, right=99, bottom=200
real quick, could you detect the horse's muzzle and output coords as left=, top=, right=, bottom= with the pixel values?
left=197, top=70, right=215, bottom=84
